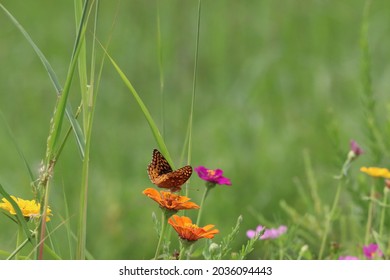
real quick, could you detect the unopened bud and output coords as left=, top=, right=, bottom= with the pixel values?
left=209, top=243, right=220, bottom=254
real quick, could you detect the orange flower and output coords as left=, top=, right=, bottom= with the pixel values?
left=168, top=215, right=219, bottom=242
left=143, top=188, right=200, bottom=212
left=360, top=167, right=390, bottom=179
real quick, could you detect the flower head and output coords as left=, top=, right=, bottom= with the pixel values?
left=168, top=215, right=219, bottom=242
left=338, top=256, right=359, bottom=260
left=247, top=225, right=287, bottom=240
left=194, top=166, right=231, bottom=186
left=363, top=243, right=383, bottom=259
left=360, top=167, right=390, bottom=179
left=350, top=140, right=363, bottom=157
left=0, top=196, right=52, bottom=222
left=143, top=188, right=199, bottom=214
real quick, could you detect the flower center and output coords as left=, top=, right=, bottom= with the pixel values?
left=207, top=169, right=216, bottom=177
left=184, top=223, right=199, bottom=230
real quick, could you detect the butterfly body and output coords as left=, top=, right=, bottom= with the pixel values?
left=147, top=149, right=192, bottom=192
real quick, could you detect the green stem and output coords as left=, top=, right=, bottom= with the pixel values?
left=15, top=224, right=24, bottom=260
left=196, top=186, right=211, bottom=225
left=379, top=188, right=389, bottom=237
left=9, top=229, right=29, bottom=260
left=179, top=240, right=192, bottom=260
left=318, top=179, right=343, bottom=259
left=187, top=184, right=212, bottom=259
left=178, top=242, right=185, bottom=260
left=76, top=0, right=100, bottom=260
left=365, top=183, right=375, bottom=244
left=38, top=179, right=51, bottom=260
left=156, top=0, right=165, bottom=138
left=154, top=212, right=169, bottom=259
left=38, top=189, right=50, bottom=260
left=186, top=0, right=201, bottom=181
left=278, top=238, right=285, bottom=260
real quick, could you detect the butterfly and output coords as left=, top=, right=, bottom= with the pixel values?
left=147, top=149, right=192, bottom=192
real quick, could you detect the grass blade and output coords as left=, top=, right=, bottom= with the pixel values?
left=156, top=1, right=165, bottom=138
left=46, top=0, right=90, bottom=159
left=75, top=0, right=98, bottom=260
left=0, top=3, right=85, bottom=159
left=183, top=0, right=201, bottom=198
left=104, top=49, right=174, bottom=166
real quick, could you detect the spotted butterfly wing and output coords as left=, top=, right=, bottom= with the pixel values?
left=147, top=149, right=192, bottom=192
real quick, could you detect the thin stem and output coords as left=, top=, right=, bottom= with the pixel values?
left=186, top=0, right=201, bottom=198
left=179, top=240, right=192, bottom=260
left=278, top=242, right=284, bottom=260
left=379, top=188, right=389, bottom=237
left=38, top=178, right=52, bottom=260
left=156, top=0, right=165, bottom=138
left=318, top=179, right=343, bottom=259
left=15, top=223, right=24, bottom=260
left=9, top=231, right=29, bottom=260
left=196, top=186, right=211, bottom=225
left=76, top=0, right=99, bottom=260
left=186, top=184, right=211, bottom=258
left=178, top=242, right=185, bottom=260
left=154, top=212, right=169, bottom=259
left=365, top=183, right=375, bottom=244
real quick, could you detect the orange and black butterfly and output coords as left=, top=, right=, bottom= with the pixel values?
left=147, top=149, right=192, bottom=192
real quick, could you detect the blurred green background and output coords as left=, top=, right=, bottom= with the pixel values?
left=1, top=0, right=390, bottom=259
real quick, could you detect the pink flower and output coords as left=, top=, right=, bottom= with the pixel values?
left=247, top=225, right=287, bottom=240
left=194, top=166, right=231, bottom=186
left=348, top=140, right=363, bottom=161
left=246, top=225, right=264, bottom=239
left=260, top=225, right=287, bottom=239
left=339, top=256, right=359, bottom=260
left=363, top=243, right=383, bottom=259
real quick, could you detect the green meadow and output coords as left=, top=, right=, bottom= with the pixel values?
left=0, top=0, right=390, bottom=260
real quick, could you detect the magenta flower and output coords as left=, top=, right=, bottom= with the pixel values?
left=247, top=225, right=287, bottom=240
left=194, top=166, right=232, bottom=186
left=338, top=256, right=359, bottom=260
left=363, top=243, right=383, bottom=259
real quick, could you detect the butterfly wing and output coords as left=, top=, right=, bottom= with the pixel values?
left=152, top=165, right=193, bottom=189
left=147, top=149, right=192, bottom=191
left=147, top=149, right=173, bottom=183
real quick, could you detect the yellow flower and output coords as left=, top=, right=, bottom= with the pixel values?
left=360, top=167, right=390, bottom=179
left=168, top=215, right=219, bottom=242
left=0, top=196, right=52, bottom=222
left=143, top=188, right=200, bottom=213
